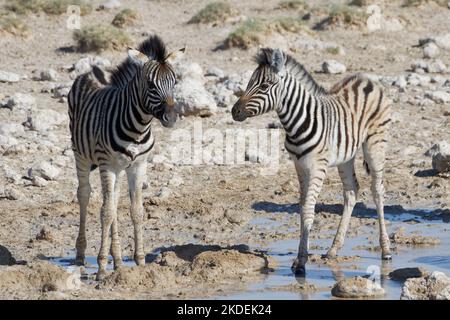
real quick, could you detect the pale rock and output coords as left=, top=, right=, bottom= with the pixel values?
left=427, top=60, right=447, bottom=73
left=428, top=141, right=450, bottom=173
left=174, top=78, right=217, bottom=117
left=425, top=91, right=450, bottom=104
left=32, top=68, right=58, bottom=81
left=322, top=60, right=346, bottom=74
left=407, top=73, right=431, bottom=87
left=98, top=0, right=121, bottom=10
left=28, top=161, right=60, bottom=181
left=0, top=70, right=20, bottom=83
left=393, top=76, right=407, bottom=89
left=331, top=276, right=385, bottom=298
left=205, top=67, right=225, bottom=79
left=423, top=42, right=439, bottom=59
left=24, top=110, right=67, bottom=132
left=1, top=93, right=36, bottom=111
left=401, top=271, right=450, bottom=300
left=0, top=123, right=25, bottom=135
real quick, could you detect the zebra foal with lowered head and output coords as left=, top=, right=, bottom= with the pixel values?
left=68, top=35, right=184, bottom=280
left=232, top=48, right=392, bottom=276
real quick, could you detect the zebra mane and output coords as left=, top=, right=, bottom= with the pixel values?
left=255, top=48, right=327, bottom=96
left=109, top=35, right=167, bottom=88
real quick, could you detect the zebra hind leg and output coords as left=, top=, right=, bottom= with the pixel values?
left=363, top=139, right=392, bottom=260
left=75, top=158, right=92, bottom=266
left=325, top=159, right=358, bottom=259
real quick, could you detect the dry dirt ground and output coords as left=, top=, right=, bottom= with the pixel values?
left=0, top=0, right=449, bottom=299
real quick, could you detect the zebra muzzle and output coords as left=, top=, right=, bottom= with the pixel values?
left=231, top=101, right=250, bottom=122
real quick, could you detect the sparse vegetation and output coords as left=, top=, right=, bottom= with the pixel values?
left=348, top=0, right=368, bottom=7
left=73, top=24, right=131, bottom=52
left=4, top=0, right=92, bottom=16
left=224, top=16, right=309, bottom=49
left=224, top=18, right=264, bottom=49
left=188, top=2, right=235, bottom=24
left=112, top=8, right=138, bottom=28
left=402, top=0, right=448, bottom=7
left=325, top=46, right=340, bottom=55
left=328, top=5, right=368, bottom=25
left=277, top=0, right=309, bottom=10
left=313, top=4, right=368, bottom=30
left=0, top=11, right=28, bottom=36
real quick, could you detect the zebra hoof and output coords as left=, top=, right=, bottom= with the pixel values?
left=74, top=256, right=85, bottom=266
left=382, top=253, right=392, bottom=261
left=291, top=259, right=306, bottom=277
left=96, top=269, right=107, bottom=281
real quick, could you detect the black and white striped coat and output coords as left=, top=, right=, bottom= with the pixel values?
left=68, top=35, right=184, bottom=279
left=232, top=48, right=392, bottom=276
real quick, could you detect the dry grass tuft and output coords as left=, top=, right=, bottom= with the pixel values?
left=188, top=2, right=236, bottom=24
left=73, top=24, right=131, bottom=52
left=0, top=11, right=29, bottom=36
left=112, top=8, right=138, bottom=28
left=4, top=0, right=92, bottom=16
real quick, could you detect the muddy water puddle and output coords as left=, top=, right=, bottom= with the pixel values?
left=47, top=208, right=450, bottom=299
left=215, top=210, right=450, bottom=300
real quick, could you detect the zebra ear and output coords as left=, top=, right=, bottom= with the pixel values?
left=128, top=48, right=149, bottom=66
left=165, top=47, right=186, bottom=64
left=271, top=49, right=286, bottom=77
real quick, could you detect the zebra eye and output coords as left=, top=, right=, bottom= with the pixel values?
left=260, top=83, right=271, bottom=91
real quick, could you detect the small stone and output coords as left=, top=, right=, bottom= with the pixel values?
left=168, top=175, right=183, bottom=187
left=427, top=60, right=447, bottom=73
left=98, top=0, right=121, bottom=10
left=331, top=276, right=385, bottom=298
left=0, top=123, right=25, bottom=135
left=0, top=70, right=20, bottom=83
left=322, top=60, right=347, bottom=74
left=32, top=69, right=58, bottom=81
left=2, top=187, right=23, bottom=200
left=423, top=42, right=439, bottom=59
left=28, top=161, right=60, bottom=181
left=1, top=93, right=36, bottom=111
left=24, top=110, right=67, bottom=132
left=393, top=75, right=407, bottom=89
left=425, top=91, right=450, bottom=104
left=36, top=227, right=54, bottom=242
left=401, top=271, right=450, bottom=300
left=32, top=176, right=48, bottom=187
left=430, top=141, right=450, bottom=173
left=205, top=67, right=225, bottom=78
left=156, top=187, right=171, bottom=199
left=389, top=267, right=429, bottom=281
left=0, top=245, right=16, bottom=266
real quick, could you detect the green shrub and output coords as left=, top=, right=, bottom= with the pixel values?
left=73, top=24, right=131, bottom=52
left=112, top=8, right=138, bottom=28
left=188, top=2, right=235, bottom=24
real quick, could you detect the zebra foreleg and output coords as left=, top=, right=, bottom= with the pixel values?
left=75, top=158, right=91, bottom=266
left=110, top=171, right=123, bottom=270
left=126, top=159, right=147, bottom=267
left=97, top=167, right=117, bottom=280
left=325, top=159, right=358, bottom=258
left=292, top=161, right=328, bottom=276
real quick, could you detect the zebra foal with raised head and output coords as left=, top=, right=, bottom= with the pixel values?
left=68, top=35, right=184, bottom=279
left=232, top=48, right=392, bottom=276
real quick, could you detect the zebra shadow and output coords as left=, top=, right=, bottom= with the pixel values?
left=251, top=202, right=450, bottom=223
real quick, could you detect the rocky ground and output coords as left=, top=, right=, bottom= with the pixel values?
left=0, top=0, right=450, bottom=299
